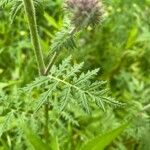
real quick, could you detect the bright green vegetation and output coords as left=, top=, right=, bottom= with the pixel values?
left=0, top=0, right=149, bottom=150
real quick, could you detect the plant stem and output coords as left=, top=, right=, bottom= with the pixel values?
left=23, top=0, right=45, bottom=75
left=23, top=1, right=77, bottom=142
left=44, top=103, right=49, bottom=143
left=23, top=0, right=49, bottom=142
left=44, top=51, right=58, bottom=75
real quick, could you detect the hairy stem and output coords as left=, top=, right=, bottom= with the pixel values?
left=23, top=0, right=45, bottom=75
left=23, top=0, right=49, bottom=142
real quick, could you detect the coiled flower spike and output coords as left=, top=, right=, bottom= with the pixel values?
left=65, top=0, right=105, bottom=29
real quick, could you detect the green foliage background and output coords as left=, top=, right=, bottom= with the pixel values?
left=0, top=0, right=150, bottom=149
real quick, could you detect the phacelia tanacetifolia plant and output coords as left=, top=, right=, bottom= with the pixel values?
left=0, top=0, right=124, bottom=148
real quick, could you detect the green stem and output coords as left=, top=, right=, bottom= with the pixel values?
left=44, top=104, right=49, bottom=143
left=23, top=0, right=45, bottom=75
left=44, top=51, right=58, bottom=75
left=23, top=0, right=49, bottom=142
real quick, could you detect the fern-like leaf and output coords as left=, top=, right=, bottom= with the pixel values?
left=10, top=0, right=23, bottom=23
left=51, top=29, right=76, bottom=52
left=23, top=57, right=123, bottom=117
left=0, top=0, right=12, bottom=7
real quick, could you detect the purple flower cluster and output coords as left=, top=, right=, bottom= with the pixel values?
left=65, top=0, right=104, bottom=28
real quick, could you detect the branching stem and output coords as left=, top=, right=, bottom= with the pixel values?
left=23, top=0, right=78, bottom=143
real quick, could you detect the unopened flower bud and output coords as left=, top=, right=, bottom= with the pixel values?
left=65, top=0, right=105, bottom=29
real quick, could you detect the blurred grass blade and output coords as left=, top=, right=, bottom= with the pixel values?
left=44, top=12, right=60, bottom=29
left=49, top=135, right=60, bottom=150
left=22, top=123, right=50, bottom=150
left=81, top=123, right=128, bottom=150
left=125, top=27, right=138, bottom=49
left=0, top=139, right=9, bottom=150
